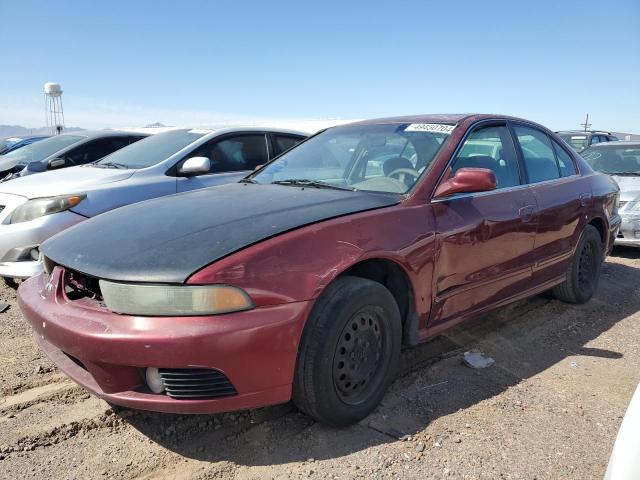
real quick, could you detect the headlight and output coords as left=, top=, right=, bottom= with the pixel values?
left=10, top=195, right=85, bottom=224
left=99, top=281, right=254, bottom=316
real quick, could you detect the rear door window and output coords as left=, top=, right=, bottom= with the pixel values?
left=450, top=125, right=520, bottom=189
left=188, top=134, right=268, bottom=173
left=513, top=125, right=560, bottom=183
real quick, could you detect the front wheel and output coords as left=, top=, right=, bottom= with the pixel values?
left=293, top=276, right=402, bottom=427
left=552, top=225, right=603, bottom=304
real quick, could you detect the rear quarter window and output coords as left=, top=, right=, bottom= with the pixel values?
left=273, top=135, right=304, bottom=156
left=551, top=139, right=577, bottom=176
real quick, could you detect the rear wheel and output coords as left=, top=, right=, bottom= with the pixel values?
left=293, top=276, right=402, bottom=426
left=552, top=225, right=603, bottom=304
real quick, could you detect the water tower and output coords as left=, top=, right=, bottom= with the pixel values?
left=44, top=82, right=65, bottom=134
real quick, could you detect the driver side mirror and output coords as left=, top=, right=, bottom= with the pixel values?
left=178, top=157, right=210, bottom=176
left=47, top=157, right=67, bottom=169
left=433, top=167, right=497, bottom=198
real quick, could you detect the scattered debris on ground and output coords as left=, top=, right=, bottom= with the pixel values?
left=462, top=350, right=495, bottom=369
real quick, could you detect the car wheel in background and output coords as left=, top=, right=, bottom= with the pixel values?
left=553, top=225, right=603, bottom=304
left=3, top=277, right=20, bottom=289
left=293, top=275, right=402, bottom=426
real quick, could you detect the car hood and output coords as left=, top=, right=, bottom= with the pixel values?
left=42, top=183, right=400, bottom=283
left=611, top=175, right=640, bottom=200
left=0, top=166, right=135, bottom=198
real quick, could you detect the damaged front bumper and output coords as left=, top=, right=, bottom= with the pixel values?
left=18, top=267, right=311, bottom=414
left=615, top=213, right=640, bottom=247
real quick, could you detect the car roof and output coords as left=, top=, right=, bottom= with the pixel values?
left=586, top=141, right=640, bottom=148
left=342, top=113, right=556, bottom=129
left=1, top=135, right=49, bottom=141
left=61, top=130, right=152, bottom=139
left=166, top=126, right=310, bottom=137
left=556, top=130, right=614, bottom=135
left=346, top=113, right=474, bottom=126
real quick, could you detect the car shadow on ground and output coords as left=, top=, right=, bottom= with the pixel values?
left=123, top=254, right=640, bottom=467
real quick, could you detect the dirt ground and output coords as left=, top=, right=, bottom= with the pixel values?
left=1, top=248, right=639, bottom=480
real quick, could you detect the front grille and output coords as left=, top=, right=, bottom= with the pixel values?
left=64, top=267, right=103, bottom=301
left=159, top=368, right=237, bottom=399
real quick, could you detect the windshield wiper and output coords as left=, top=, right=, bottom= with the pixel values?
left=94, top=162, right=129, bottom=169
left=272, top=179, right=356, bottom=191
left=239, top=178, right=258, bottom=184
left=603, top=171, right=640, bottom=176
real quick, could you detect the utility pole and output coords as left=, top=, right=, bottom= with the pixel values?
left=580, top=114, right=591, bottom=132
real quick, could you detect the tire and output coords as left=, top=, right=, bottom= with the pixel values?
left=3, top=277, right=19, bottom=289
left=293, top=275, right=402, bottom=427
left=552, top=225, right=603, bottom=304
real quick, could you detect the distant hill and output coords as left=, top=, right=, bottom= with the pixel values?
left=0, top=125, right=85, bottom=138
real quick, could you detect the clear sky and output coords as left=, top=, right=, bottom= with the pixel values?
left=1, top=0, right=639, bottom=132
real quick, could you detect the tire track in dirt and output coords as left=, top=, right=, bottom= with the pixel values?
left=0, top=377, right=74, bottom=410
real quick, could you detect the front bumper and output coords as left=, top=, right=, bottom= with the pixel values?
left=0, top=210, right=86, bottom=278
left=18, top=268, right=311, bottom=414
left=615, top=214, right=640, bottom=248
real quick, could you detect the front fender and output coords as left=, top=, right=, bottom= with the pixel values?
left=187, top=204, right=437, bottom=317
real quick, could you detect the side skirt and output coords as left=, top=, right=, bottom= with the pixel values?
left=419, top=274, right=566, bottom=341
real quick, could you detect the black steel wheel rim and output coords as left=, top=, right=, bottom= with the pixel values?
left=577, top=239, right=596, bottom=294
left=332, top=307, right=385, bottom=405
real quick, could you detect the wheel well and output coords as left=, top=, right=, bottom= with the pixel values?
left=341, top=259, right=414, bottom=339
left=588, top=217, right=606, bottom=245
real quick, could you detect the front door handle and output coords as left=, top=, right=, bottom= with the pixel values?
left=519, top=205, right=535, bottom=222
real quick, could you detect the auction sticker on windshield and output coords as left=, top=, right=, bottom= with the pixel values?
left=404, top=123, right=456, bottom=134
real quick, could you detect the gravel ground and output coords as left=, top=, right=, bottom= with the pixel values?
left=1, top=248, right=639, bottom=480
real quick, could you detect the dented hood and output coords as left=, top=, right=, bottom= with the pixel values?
left=42, top=182, right=399, bottom=283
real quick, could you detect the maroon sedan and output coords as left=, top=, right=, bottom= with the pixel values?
left=19, top=114, right=620, bottom=426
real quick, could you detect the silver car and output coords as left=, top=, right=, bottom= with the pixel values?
left=0, top=130, right=149, bottom=179
left=581, top=141, right=640, bottom=246
left=0, top=126, right=307, bottom=279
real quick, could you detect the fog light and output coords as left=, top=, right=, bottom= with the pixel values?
left=29, top=248, right=39, bottom=261
left=145, top=367, right=165, bottom=394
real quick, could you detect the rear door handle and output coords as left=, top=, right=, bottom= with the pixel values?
left=519, top=205, right=535, bottom=222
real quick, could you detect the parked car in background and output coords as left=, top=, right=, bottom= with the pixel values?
left=0, top=135, right=49, bottom=155
left=0, top=126, right=306, bottom=280
left=0, top=130, right=148, bottom=181
left=18, top=114, right=620, bottom=426
left=556, top=130, right=618, bottom=153
left=581, top=141, right=640, bottom=247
